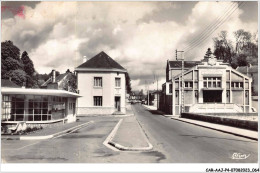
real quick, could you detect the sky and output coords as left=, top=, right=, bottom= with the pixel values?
left=1, top=1, right=258, bottom=91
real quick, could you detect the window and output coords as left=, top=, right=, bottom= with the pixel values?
left=184, top=82, right=193, bottom=88
left=203, top=77, right=221, bottom=88
left=185, top=82, right=189, bottom=88
left=115, top=78, right=121, bottom=87
left=94, top=96, right=102, bottom=106
left=94, top=77, right=102, bottom=87
left=231, top=82, right=244, bottom=89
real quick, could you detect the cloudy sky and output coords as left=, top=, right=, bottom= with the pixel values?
left=1, top=1, right=258, bottom=91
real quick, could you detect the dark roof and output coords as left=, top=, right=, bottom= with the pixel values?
left=237, top=66, right=258, bottom=74
left=169, top=61, right=200, bottom=68
left=77, top=51, right=126, bottom=70
left=1, top=79, right=20, bottom=88
left=41, top=73, right=68, bottom=87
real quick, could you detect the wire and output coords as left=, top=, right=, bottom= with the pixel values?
left=182, top=2, right=236, bottom=51
left=184, top=2, right=243, bottom=53
left=184, top=1, right=245, bottom=56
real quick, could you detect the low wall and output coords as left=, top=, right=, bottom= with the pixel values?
left=181, top=113, right=258, bottom=131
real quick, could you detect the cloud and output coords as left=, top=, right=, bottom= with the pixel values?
left=1, top=1, right=257, bottom=91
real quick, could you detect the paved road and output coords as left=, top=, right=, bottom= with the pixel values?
left=133, top=104, right=258, bottom=163
left=2, top=105, right=258, bottom=163
left=1, top=116, right=165, bottom=163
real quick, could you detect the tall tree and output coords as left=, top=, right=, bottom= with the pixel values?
left=125, top=72, right=132, bottom=94
left=213, top=31, right=233, bottom=64
left=204, top=48, right=213, bottom=60
left=21, top=51, right=35, bottom=76
left=1, top=41, right=26, bottom=86
left=21, top=51, right=37, bottom=88
left=1, top=40, right=20, bottom=61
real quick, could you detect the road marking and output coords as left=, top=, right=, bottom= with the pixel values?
left=6, top=141, right=43, bottom=151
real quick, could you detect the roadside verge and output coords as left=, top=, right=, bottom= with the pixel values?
left=1, top=121, right=94, bottom=140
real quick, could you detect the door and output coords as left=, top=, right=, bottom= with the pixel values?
left=203, top=90, right=222, bottom=103
left=115, top=97, right=121, bottom=111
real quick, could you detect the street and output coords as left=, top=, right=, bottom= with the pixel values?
left=1, top=104, right=258, bottom=163
left=133, top=104, right=258, bottom=163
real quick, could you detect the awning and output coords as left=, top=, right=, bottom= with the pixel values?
left=1, top=87, right=81, bottom=98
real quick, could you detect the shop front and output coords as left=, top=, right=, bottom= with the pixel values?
left=1, top=87, right=80, bottom=124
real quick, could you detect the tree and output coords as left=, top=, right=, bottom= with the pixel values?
left=21, top=51, right=38, bottom=88
left=21, top=51, right=35, bottom=76
left=2, top=70, right=27, bottom=86
left=60, top=72, right=77, bottom=93
left=1, top=40, right=20, bottom=61
left=125, top=72, right=132, bottom=94
left=204, top=48, right=213, bottom=60
left=1, top=41, right=26, bottom=86
left=213, top=31, right=234, bottom=64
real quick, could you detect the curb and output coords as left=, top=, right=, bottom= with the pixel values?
left=103, top=109, right=153, bottom=151
left=171, top=117, right=258, bottom=141
left=103, top=119, right=123, bottom=151
left=2, top=121, right=93, bottom=141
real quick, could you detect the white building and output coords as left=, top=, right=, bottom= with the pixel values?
left=160, top=56, right=254, bottom=115
left=75, top=51, right=127, bottom=115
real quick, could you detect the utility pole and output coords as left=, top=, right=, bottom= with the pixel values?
left=176, top=50, right=185, bottom=117
left=145, top=80, right=150, bottom=106
left=153, top=73, right=159, bottom=110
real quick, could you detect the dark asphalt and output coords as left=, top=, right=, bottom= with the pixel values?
left=133, top=104, right=258, bottom=163
left=1, top=116, right=166, bottom=163
left=1, top=105, right=258, bottom=163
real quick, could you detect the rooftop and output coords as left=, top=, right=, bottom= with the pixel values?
left=169, top=61, right=201, bottom=69
left=1, top=87, right=81, bottom=98
left=41, top=73, right=68, bottom=87
left=76, top=51, right=126, bottom=71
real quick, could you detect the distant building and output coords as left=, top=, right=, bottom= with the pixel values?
left=41, top=70, right=77, bottom=93
left=75, top=51, right=127, bottom=115
left=160, top=56, right=254, bottom=115
left=149, top=90, right=161, bottom=108
left=129, top=90, right=143, bottom=103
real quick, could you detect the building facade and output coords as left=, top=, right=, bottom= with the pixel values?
left=159, top=56, right=254, bottom=115
left=1, top=79, right=80, bottom=128
left=75, top=51, right=127, bottom=115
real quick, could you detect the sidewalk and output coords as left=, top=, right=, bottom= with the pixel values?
left=1, top=120, right=93, bottom=140
left=105, top=105, right=153, bottom=151
left=142, top=104, right=174, bottom=117
left=142, top=104, right=258, bottom=141
left=171, top=116, right=258, bottom=141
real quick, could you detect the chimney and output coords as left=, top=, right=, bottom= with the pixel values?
left=52, top=69, right=56, bottom=83
left=9, top=77, right=12, bottom=81
left=83, top=56, right=87, bottom=63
